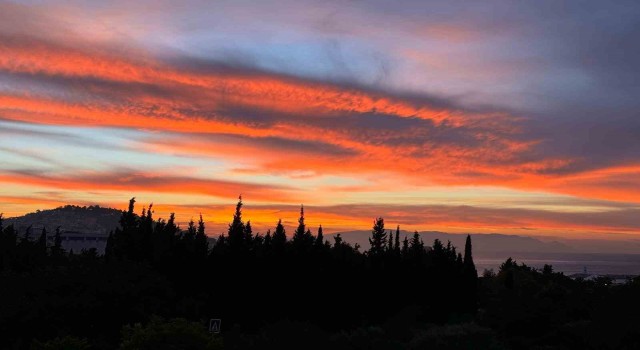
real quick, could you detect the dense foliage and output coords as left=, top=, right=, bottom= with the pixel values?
left=1, top=199, right=639, bottom=349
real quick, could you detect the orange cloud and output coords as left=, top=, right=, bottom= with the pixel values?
left=1, top=30, right=638, bottom=210
left=0, top=170, right=298, bottom=202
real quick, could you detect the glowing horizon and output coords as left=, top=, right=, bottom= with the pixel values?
left=1, top=1, right=639, bottom=240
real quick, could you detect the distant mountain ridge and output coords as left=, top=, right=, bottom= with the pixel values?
left=331, top=230, right=572, bottom=255
left=330, top=230, right=640, bottom=255
left=4, top=206, right=640, bottom=255
left=3, top=205, right=122, bottom=235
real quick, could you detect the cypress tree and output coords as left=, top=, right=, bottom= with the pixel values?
left=315, top=225, right=324, bottom=248
left=52, top=226, right=63, bottom=257
left=463, top=235, right=477, bottom=277
left=120, top=197, right=137, bottom=231
left=368, top=217, right=387, bottom=257
left=463, top=235, right=478, bottom=312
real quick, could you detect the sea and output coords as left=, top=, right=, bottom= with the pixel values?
left=475, top=252, right=640, bottom=276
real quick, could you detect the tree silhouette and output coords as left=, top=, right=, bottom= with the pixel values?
left=315, top=225, right=324, bottom=249
left=409, top=231, right=424, bottom=256
left=0, top=196, right=531, bottom=349
left=463, top=235, right=477, bottom=278
left=228, top=196, right=245, bottom=249
left=186, top=219, right=197, bottom=240
left=243, top=220, right=254, bottom=246
left=368, top=217, right=387, bottom=257
left=394, top=225, right=400, bottom=255
left=292, top=205, right=315, bottom=250
left=272, top=219, right=287, bottom=251
left=195, top=214, right=208, bottom=259
left=51, top=226, right=64, bottom=258
left=462, top=235, right=478, bottom=312
left=401, top=236, right=409, bottom=257
left=264, top=229, right=272, bottom=249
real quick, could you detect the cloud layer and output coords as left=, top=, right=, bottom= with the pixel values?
left=1, top=1, right=639, bottom=238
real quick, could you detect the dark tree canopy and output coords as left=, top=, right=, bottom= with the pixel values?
left=3, top=197, right=635, bottom=350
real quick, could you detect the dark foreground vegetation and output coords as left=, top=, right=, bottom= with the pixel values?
left=1, top=197, right=639, bottom=350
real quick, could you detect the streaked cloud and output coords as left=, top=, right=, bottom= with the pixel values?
left=1, top=0, right=639, bottom=239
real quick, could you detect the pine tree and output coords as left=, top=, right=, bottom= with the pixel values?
left=197, top=214, right=206, bottom=237
left=409, top=231, right=424, bottom=256
left=432, top=239, right=444, bottom=254
left=394, top=225, right=401, bottom=254
left=243, top=221, right=254, bottom=246
left=368, top=217, right=387, bottom=257
left=401, top=236, right=409, bottom=256
left=292, top=205, right=307, bottom=245
left=195, top=214, right=209, bottom=259
left=186, top=219, right=197, bottom=240
left=333, top=233, right=343, bottom=247
left=264, top=230, right=272, bottom=249
left=252, top=233, right=264, bottom=249
left=387, top=230, right=394, bottom=252
left=272, top=219, right=287, bottom=249
left=228, top=196, right=245, bottom=248
left=165, top=213, right=178, bottom=236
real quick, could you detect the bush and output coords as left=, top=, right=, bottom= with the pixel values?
left=409, top=323, right=505, bottom=350
left=119, top=317, right=222, bottom=350
left=31, top=336, right=91, bottom=350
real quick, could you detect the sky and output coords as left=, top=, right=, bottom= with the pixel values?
left=1, top=0, right=639, bottom=239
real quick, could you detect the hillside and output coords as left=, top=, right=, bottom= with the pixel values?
left=4, top=205, right=122, bottom=235
left=331, top=230, right=571, bottom=254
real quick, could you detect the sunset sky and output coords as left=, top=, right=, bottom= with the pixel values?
left=1, top=0, right=639, bottom=239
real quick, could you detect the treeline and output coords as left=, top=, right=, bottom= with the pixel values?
left=1, top=198, right=640, bottom=350
left=103, top=197, right=479, bottom=328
